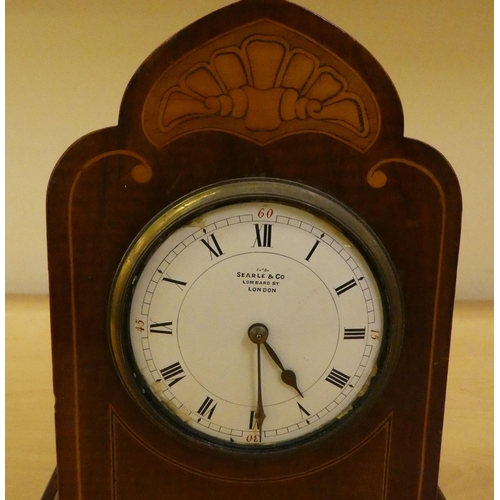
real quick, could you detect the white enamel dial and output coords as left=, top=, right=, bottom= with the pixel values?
left=110, top=180, right=397, bottom=448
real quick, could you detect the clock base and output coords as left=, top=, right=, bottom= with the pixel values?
left=40, top=467, right=447, bottom=500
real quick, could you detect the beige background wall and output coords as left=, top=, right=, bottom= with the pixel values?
left=6, top=0, right=493, bottom=299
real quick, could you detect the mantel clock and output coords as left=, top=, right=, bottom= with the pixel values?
left=45, top=1, right=461, bottom=499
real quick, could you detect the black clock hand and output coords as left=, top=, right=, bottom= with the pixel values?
left=263, top=341, right=304, bottom=398
left=248, top=323, right=304, bottom=398
left=255, top=343, right=266, bottom=441
left=248, top=324, right=267, bottom=441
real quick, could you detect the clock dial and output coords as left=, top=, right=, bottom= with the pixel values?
left=110, top=179, right=399, bottom=448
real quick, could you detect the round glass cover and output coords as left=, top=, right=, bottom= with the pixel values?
left=109, top=179, right=402, bottom=449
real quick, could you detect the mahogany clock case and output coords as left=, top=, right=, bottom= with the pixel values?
left=46, top=1, right=462, bottom=499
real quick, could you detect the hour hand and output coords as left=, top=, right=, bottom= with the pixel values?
left=263, top=341, right=304, bottom=398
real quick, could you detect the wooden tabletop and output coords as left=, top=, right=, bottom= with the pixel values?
left=5, top=295, right=493, bottom=499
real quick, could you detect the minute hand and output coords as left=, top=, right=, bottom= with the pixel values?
left=263, top=341, right=304, bottom=398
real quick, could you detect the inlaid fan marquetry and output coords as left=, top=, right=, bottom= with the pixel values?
left=143, top=21, right=380, bottom=150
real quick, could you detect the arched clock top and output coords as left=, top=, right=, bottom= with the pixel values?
left=141, top=27, right=380, bottom=152
left=119, top=1, right=405, bottom=153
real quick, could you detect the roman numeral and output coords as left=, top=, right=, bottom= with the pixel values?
left=149, top=321, right=173, bottom=334
left=297, top=402, right=311, bottom=421
left=335, top=278, right=357, bottom=295
left=249, top=410, right=257, bottom=430
left=254, top=224, right=273, bottom=247
left=344, top=327, right=366, bottom=340
left=201, top=234, right=224, bottom=258
left=162, top=277, right=187, bottom=287
left=325, top=368, right=350, bottom=389
left=197, top=396, right=217, bottom=420
left=305, top=240, right=320, bottom=261
left=159, top=362, right=186, bottom=387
